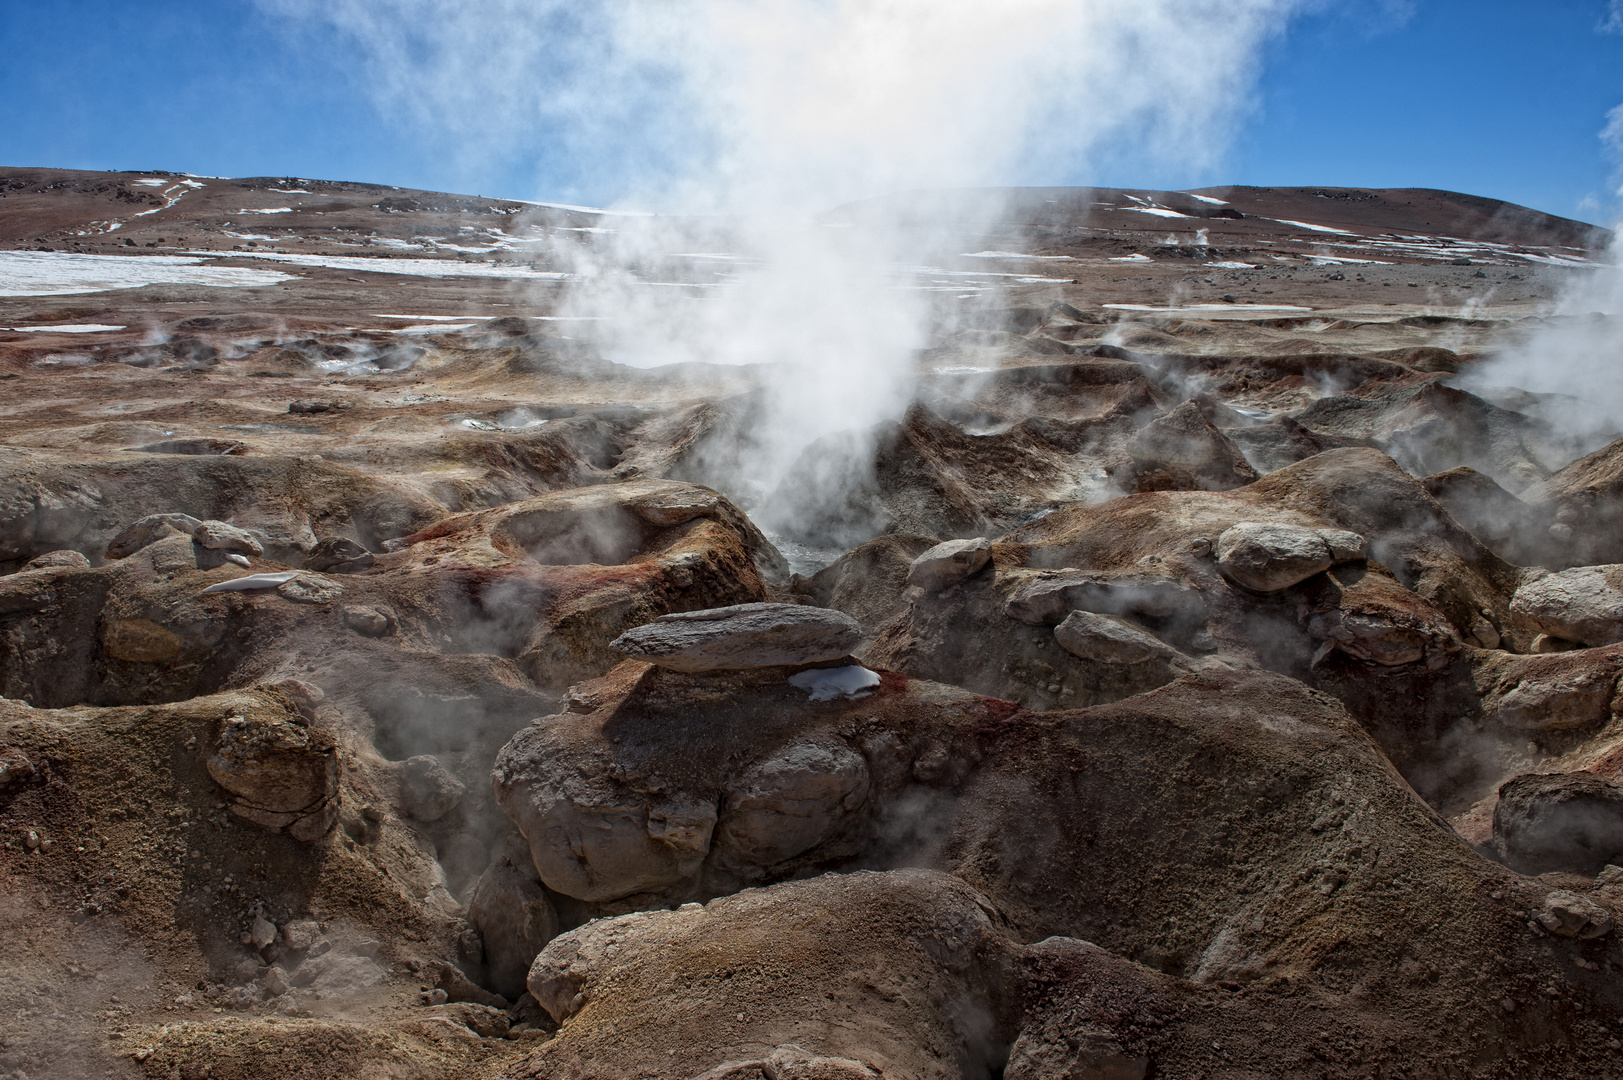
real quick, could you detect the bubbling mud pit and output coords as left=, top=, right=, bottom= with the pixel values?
left=7, top=170, right=1623, bottom=1079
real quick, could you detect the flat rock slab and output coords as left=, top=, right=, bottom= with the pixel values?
left=1510, top=565, right=1623, bottom=647
left=1053, top=610, right=1176, bottom=665
left=611, top=602, right=861, bottom=672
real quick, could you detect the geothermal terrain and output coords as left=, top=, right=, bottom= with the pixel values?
left=5, top=166, right=1623, bottom=1079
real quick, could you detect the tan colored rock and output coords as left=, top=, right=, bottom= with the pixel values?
left=22, top=549, right=90, bottom=571
left=206, top=710, right=339, bottom=841
left=103, top=618, right=182, bottom=662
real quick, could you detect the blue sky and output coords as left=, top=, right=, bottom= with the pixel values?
left=3, top=0, right=1622, bottom=222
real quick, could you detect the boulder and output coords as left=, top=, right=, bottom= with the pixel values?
left=710, top=738, right=871, bottom=878
left=468, top=857, right=561, bottom=1000
left=303, top=536, right=375, bottom=573
left=610, top=603, right=861, bottom=672
left=396, top=754, right=465, bottom=822
left=1493, top=771, right=1623, bottom=876
left=205, top=709, right=340, bottom=841
left=1531, top=889, right=1614, bottom=940
left=342, top=604, right=395, bottom=637
left=1053, top=610, right=1178, bottom=665
left=1215, top=521, right=1362, bottom=592
left=905, top=537, right=993, bottom=591
left=193, top=519, right=264, bottom=556
left=1510, top=565, right=1623, bottom=647
left=1477, top=656, right=1621, bottom=732
left=523, top=869, right=1013, bottom=1077
left=105, top=513, right=203, bottom=559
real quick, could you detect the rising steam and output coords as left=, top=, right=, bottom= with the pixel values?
left=263, top=0, right=1306, bottom=542
left=1454, top=101, right=1623, bottom=456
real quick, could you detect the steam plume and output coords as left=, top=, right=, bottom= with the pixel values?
left=263, top=0, right=1307, bottom=542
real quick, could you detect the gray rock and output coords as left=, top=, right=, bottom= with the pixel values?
left=1494, top=771, right=1623, bottom=875
left=275, top=573, right=343, bottom=604
left=905, top=537, right=992, bottom=591
left=192, top=520, right=265, bottom=556
left=432, top=960, right=507, bottom=1009
left=468, top=858, right=560, bottom=999
left=1052, top=611, right=1176, bottom=665
left=303, top=536, right=374, bottom=573
left=424, top=1002, right=511, bottom=1038
left=610, top=602, right=860, bottom=672
left=712, top=739, right=870, bottom=876
left=1510, top=565, right=1623, bottom=647
left=397, top=755, right=465, bottom=822
left=250, top=911, right=278, bottom=951
left=342, top=604, right=395, bottom=637
left=22, top=549, right=90, bottom=571
left=1532, top=889, right=1613, bottom=940
left=1216, top=522, right=1347, bottom=592
left=493, top=724, right=720, bottom=902
left=105, top=513, right=203, bottom=559
left=1319, top=528, right=1370, bottom=562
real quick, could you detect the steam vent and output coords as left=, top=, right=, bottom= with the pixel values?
left=7, top=168, right=1623, bottom=1080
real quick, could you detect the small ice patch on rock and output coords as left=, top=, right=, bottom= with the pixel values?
left=202, top=572, right=300, bottom=593
left=788, top=665, right=881, bottom=702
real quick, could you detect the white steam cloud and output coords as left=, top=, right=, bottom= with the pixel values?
left=263, top=0, right=1305, bottom=542
left=1459, top=102, right=1623, bottom=453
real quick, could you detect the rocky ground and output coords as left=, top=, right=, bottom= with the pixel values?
left=4, top=167, right=1623, bottom=1078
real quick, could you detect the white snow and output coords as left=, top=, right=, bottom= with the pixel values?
left=1303, top=255, right=1390, bottom=265
left=239, top=207, right=294, bottom=215
left=214, top=251, right=573, bottom=281
left=274, top=188, right=311, bottom=194
left=788, top=665, right=881, bottom=702
left=0, top=251, right=297, bottom=296
left=393, top=323, right=477, bottom=334
left=1273, top=219, right=1355, bottom=235
left=1208, top=261, right=1256, bottom=269
left=371, top=313, right=479, bottom=320
left=1109, top=254, right=1152, bottom=262
left=223, top=232, right=283, bottom=242
left=130, top=178, right=168, bottom=187
left=0, top=323, right=126, bottom=333
left=517, top=199, right=655, bottom=217
left=1187, top=193, right=1228, bottom=205
left=201, top=572, right=300, bottom=593
left=961, top=251, right=1075, bottom=260
left=1132, top=207, right=1191, bottom=219
left=1104, top=303, right=1313, bottom=313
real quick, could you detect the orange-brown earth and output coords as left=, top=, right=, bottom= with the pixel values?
left=3, top=168, right=1623, bottom=1079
